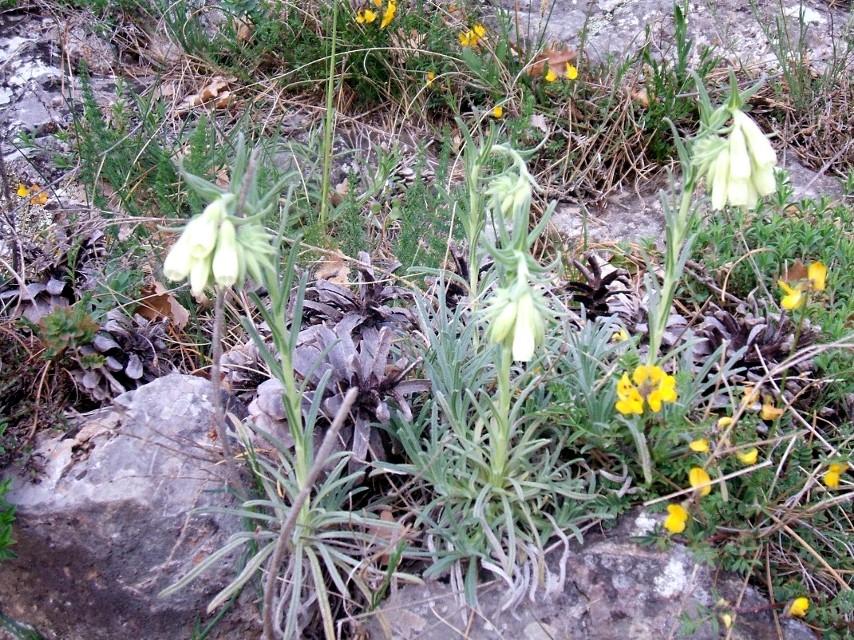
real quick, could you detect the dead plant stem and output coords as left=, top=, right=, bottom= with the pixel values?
left=262, top=386, right=359, bottom=640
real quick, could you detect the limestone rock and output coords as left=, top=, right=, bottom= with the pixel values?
left=364, top=510, right=814, bottom=640
left=0, top=374, right=258, bottom=640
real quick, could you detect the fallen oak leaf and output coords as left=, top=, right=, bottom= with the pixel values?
left=527, top=45, right=577, bottom=78
left=136, top=281, right=190, bottom=331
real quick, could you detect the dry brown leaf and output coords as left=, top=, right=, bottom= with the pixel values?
left=529, top=113, right=549, bottom=134
left=782, top=259, right=809, bottom=283
left=328, top=180, right=349, bottom=207
left=236, top=15, right=254, bottom=43
left=527, top=45, right=577, bottom=78
left=315, top=251, right=350, bottom=286
left=136, top=281, right=190, bottom=331
left=630, top=86, right=650, bottom=108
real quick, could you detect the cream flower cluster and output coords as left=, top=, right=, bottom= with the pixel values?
left=163, top=193, right=275, bottom=295
left=694, top=109, right=777, bottom=210
left=485, top=257, right=547, bottom=362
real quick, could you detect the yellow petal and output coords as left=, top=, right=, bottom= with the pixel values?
left=491, top=105, right=503, bottom=118
left=716, top=416, right=733, bottom=430
left=808, top=261, right=826, bottom=292
left=473, top=23, right=487, bottom=37
left=689, top=439, right=710, bottom=453
left=29, top=185, right=48, bottom=205
left=736, top=447, right=758, bottom=465
left=617, top=373, right=634, bottom=399
left=616, top=388, right=643, bottom=416
left=426, top=71, right=436, bottom=86
left=16, top=183, right=30, bottom=197
left=663, top=504, right=689, bottom=534
left=380, top=1, right=396, bottom=28
left=657, top=374, right=678, bottom=403
left=720, top=613, right=733, bottom=629
left=689, top=467, right=712, bottom=496
left=778, top=280, right=805, bottom=310
left=564, top=63, right=578, bottom=80
left=633, top=365, right=650, bottom=386
left=458, top=31, right=472, bottom=46
left=760, top=402, right=784, bottom=421
left=788, top=597, right=809, bottom=617
left=544, top=69, right=557, bottom=82
left=823, top=470, right=840, bottom=489
left=611, top=328, right=629, bottom=343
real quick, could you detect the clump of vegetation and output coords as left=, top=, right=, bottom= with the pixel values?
left=1, top=0, right=851, bottom=638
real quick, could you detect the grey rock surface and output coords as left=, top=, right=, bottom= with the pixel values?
left=365, top=510, right=814, bottom=640
left=0, top=374, right=258, bottom=640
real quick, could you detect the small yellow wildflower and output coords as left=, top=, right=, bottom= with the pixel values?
left=473, top=23, right=487, bottom=38
left=616, top=373, right=644, bottom=415
left=760, top=400, right=784, bottom=421
left=778, top=280, right=805, bottom=310
left=426, top=71, right=436, bottom=87
left=544, top=68, right=558, bottom=82
left=663, top=503, right=689, bottom=534
left=778, top=261, right=827, bottom=309
left=823, top=462, right=846, bottom=489
left=564, top=63, right=578, bottom=80
left=689, top=439, right=710, bottom=453
left=16, top=183, right=29, bottom=198
left=736, top=448, right=759, bottom=465
left=380, top=0, right=396, bottom=28
left=615, top=365, right=677, bottom=415
left=372, top=0, right=382, bottom=5
left=720, top=613, right=733, bottom=629
left=491, top=105, right=504, bottom=118
left=459, top=30, right=474, bottom=47
left=716, top=416, right=733, bottom=430
left=689, top=467, right=712, bottom=497
left=788, top=597, right=809, bottom=618
left=611, top=328, right=629, bottom=343
left=356, top=8, right=377, bottom=23
left=28, top=185, right=48, bottom=205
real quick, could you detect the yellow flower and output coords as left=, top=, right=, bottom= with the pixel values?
left=663, top=503, right=689, bottom=534
left=426, top=71, right=436, bottom=86
left=459, top=30, right=474, bottom=47
left=544, top=68, right=558, bottom=82
left=491, top=105, right=503, bottom=118
left=380, top=0, right=396, bottom=28
left=720, top=613, right=733, bottom=629
left=736, top=448, right=758, bottom=465
left=615, top=365, right=678, bottom=415
left=760, top=400, right=784, bottom=421
left=611, top=328, right=629, bottom=343
left=689, top=439, right=710, bottom=453
left=372, top=0, right=382, bottom=5
left=16, top=183, right=29, bottom=198
left=778, top=280, right=805, bottom=310
left=808, top=261, right=827, bottom=291
left=716, top=416, right=733, bottom=430
left=356, top=8, right=377, bottom=23
left=473, top=23, right=487, bottom=38
left=823, top=462, right=845, bottom=489
left=788, top=597, right=809, bottom=618
left=564, top=63, right=578, bottom=80
left=689, top=467, right=712, bottom=496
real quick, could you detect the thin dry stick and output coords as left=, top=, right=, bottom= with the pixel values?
left=262, top=386, right=359, bottom=640
left=210, top=287, right=246, bottom=500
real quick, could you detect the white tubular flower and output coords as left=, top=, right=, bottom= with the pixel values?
left=487, top=172, right=533, bottom=220
left=696, top=109, right=777, bottom=210
left=212, top=219, right=240, bottom=287
left=163, top=234, right=193, bottom=282
left=185, top=194, right=235, bottom=259
left=511, top=289, right=546, bottom=362
left=710, top=147, right=730, bottom=211
left=487, top=290, right=518, bottom=345
left=727, top=126, right=751, bottom=180
left=189, top=255, right=212, bottom=297
left=733, top=110, right=776, bottom=167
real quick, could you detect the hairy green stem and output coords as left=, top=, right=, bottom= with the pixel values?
left=489, top=345, right=514, bottom=484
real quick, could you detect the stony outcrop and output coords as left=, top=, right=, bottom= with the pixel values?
left=364, top=510, right=814, bottom=640
left=0, top=374, right=257, bottom=640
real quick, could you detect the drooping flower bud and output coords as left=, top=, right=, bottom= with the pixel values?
left=163, top=234, right=193, bottom=282
left=189, top=255, right=212, bottom=297
left=212, top=219, right=240, bottom=287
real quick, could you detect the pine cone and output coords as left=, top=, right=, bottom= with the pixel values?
left=71, top=310, right=172, bottom=402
